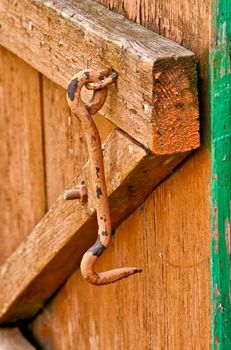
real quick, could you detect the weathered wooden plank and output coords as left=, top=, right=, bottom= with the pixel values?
left=0, top=128, right=187, bottom=324
left=41, top=76, right=88, bottom=209
left=31, top=150, right=211, bottom=350
left=0, top=0, right=199, bottom=154
left=0, top=328, right=35, bottom=349
left=0, top=46, right=45, bottom=264
left=41, top=76, right=115, bottom=209
left=30, top=1, right=212, bottom=349
left=96, top=0, right=209, bottom=56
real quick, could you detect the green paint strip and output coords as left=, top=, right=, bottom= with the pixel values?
left=210, top=0, right=231, bottom=349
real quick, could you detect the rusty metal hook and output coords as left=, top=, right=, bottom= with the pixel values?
left=66, top=68, right=142, bottom=285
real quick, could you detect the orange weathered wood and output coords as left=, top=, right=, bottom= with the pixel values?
left=30, top=1, right=211, bottom=349
left=96, top=0, right=209, bottom=56
left=0, top=128, right=186, bottom=324
left=32, top=150, right=211, bottom=350
left=41, top=77, right=115, bottom=209
left=0, top=46, right=45, bottom=264
left=41, top=76, right=88, bottom=209
left=0, top=328, right=35, bottom=349
left=0, top=0, right=199, bottom=154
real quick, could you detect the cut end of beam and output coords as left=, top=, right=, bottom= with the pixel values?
left=151, top=56, right=200, bottom=154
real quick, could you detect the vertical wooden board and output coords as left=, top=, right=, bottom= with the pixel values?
left=42, top=76, right=115, bottom=208
left=31, top=149, right=211, bottom=350
left=116, top=151, right=211, bottom=350
left=0, top=46, right=45, bottom=263
left=96, top=0, right=209, bottom=56
left=29, top=1, right=212, bottom=349
left=42, top=76, right=87, bottom=208
left=93, top=113, right=116, bottom=144
left=31, top=244, right=117, bottom=349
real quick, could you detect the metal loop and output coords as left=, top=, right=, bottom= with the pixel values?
left=66, top=69, right=117, bottom=117
left=66, top=68, right=142, bottom=285
left=86, top=70, right=118, bottom=91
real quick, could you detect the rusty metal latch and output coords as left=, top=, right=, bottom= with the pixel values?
left=65, top=69, right=142, bottom=285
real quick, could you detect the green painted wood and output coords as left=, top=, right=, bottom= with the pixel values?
left=210, top=0, right=231, bottom=349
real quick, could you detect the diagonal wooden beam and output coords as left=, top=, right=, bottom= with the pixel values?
left=0, top=328, right=35, bottom=349
left=0, top=0, right=199, bottom=154
left=0, top=129, right=187, bottom=324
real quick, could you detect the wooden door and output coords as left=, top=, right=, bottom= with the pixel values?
left=0, top=1, right=230, bottom=349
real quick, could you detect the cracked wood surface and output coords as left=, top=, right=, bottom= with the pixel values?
left=0, top=128, right=186, bottom=324
left=0, top=0, right=199, bottom=154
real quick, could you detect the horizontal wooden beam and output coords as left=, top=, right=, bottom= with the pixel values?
left=0, top=328, right=35, bottom=349
left=0, top=0, right=199, bottom=154
left=0, top=129, right=187, bottom=324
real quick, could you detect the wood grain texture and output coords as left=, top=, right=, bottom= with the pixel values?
left=0, top=128, right=186, bottom=324
left=0, top=328, right=35, bottom=349
left=41, top=76, right=88, bottom=209
left=41, top=76, right=115, bottom=209
left=0, top=46, right=45, bottom=264
left=30, top=1, right=212, bottom=349
left=95, top=0, right=209, bottom=57
left=0, top=0, right=200, bottom=154
left=32, top=150, right=211, bottom=350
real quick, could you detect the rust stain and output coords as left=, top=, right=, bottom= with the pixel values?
left=214, top=283, right=220, bottom=300
left=214, top=283, right=220, bottom=317
left=214, top=336, right=220, bottom=350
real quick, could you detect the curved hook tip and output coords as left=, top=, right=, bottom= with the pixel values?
left=81, top=264, right=143, bottom=286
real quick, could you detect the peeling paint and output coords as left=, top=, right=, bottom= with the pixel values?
left=214, top=284, right=220, bottom=300
left=210, top=1, right=231, bottom=348
left=213, top=202, right=219, bottom=252
left=225, top=215, right=231, bottom=256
